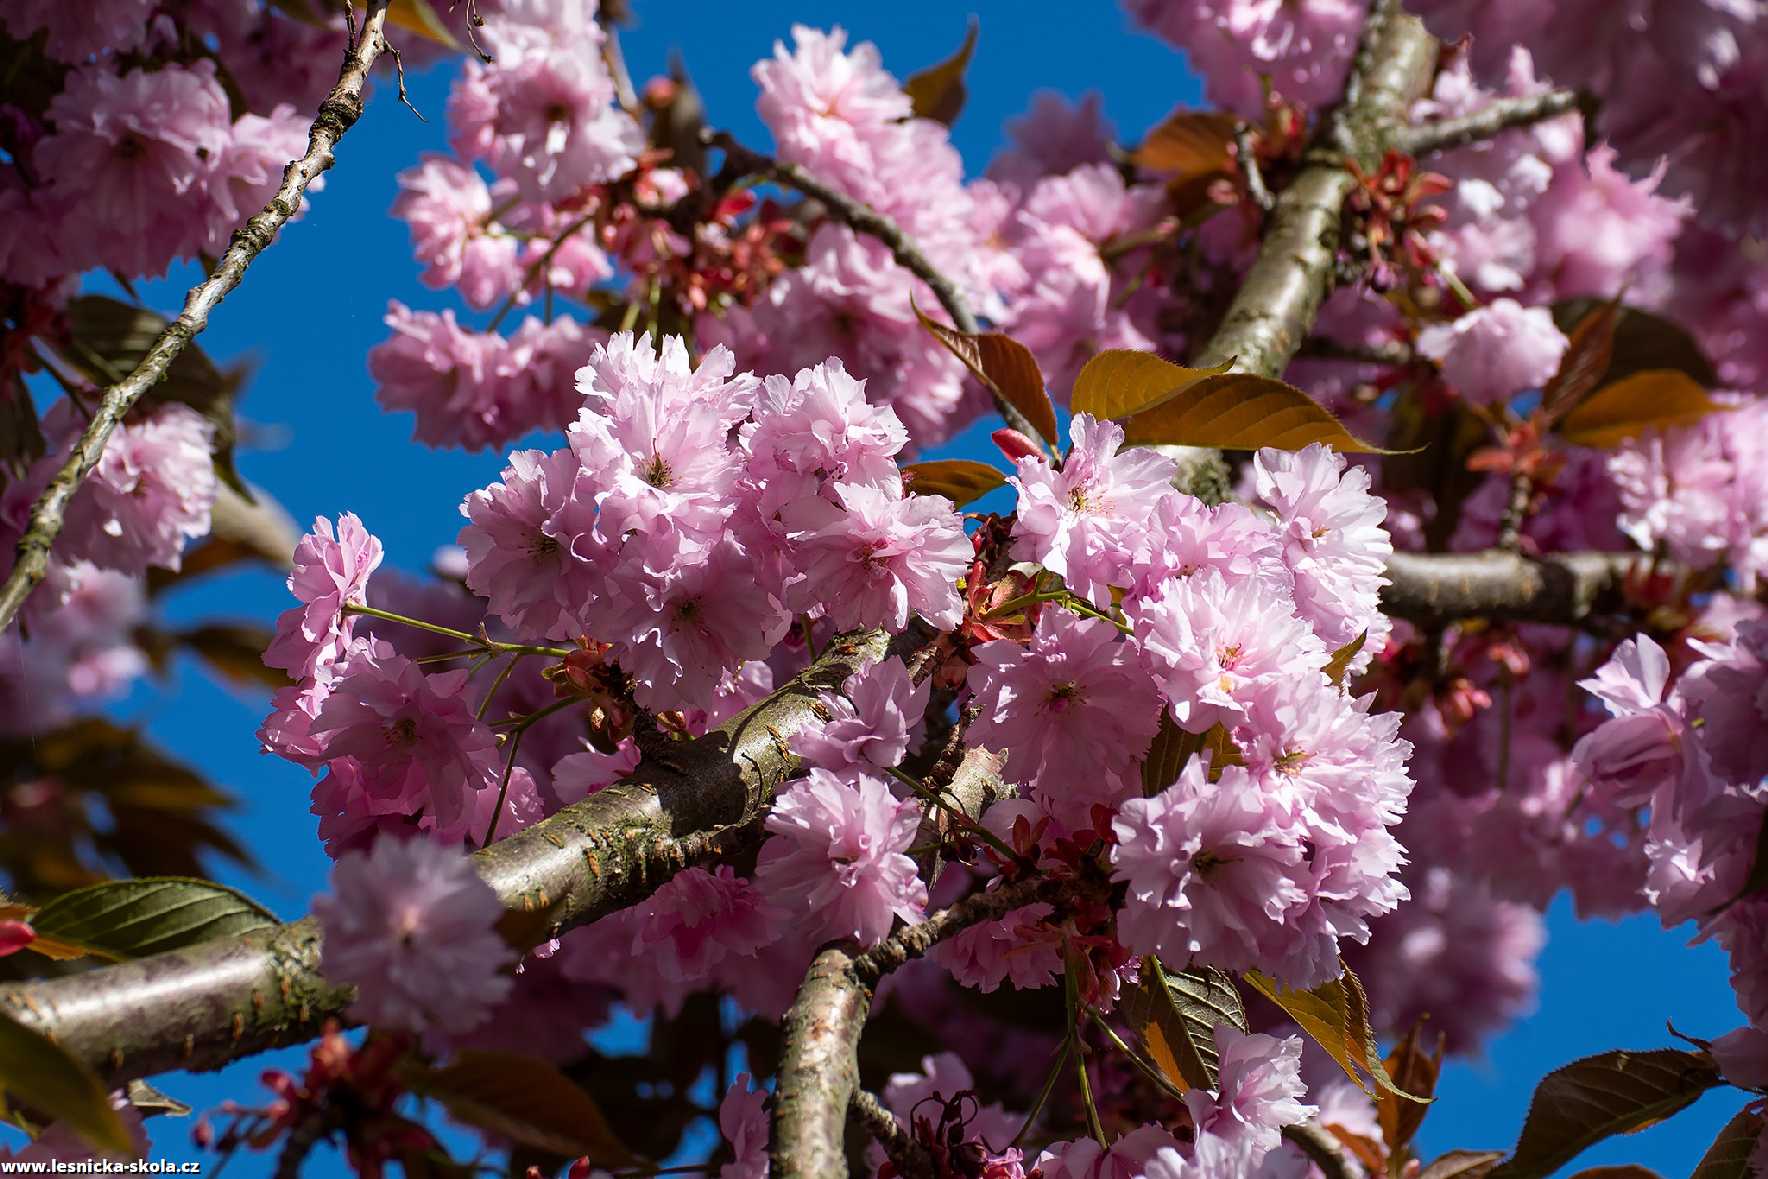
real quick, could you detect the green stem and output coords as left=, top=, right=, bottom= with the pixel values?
left=476, top=654, right=522, bottom=722
left=343, top=604, right=573, bottom=659
left=886, top=767, right=1023, bottom=867
left=1089, top=1010, right=1185, bottom=1103
left=481, top=698, right=577, bottom=846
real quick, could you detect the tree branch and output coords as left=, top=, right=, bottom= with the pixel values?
left=0, top=2, right=396, bottom=633
left=850, top=1087, right=936, bottom=1179
left=0, top=630, right=888, bottom=1083
left=1194, top=8, right=1437, bottom=377
left=701, top=129, right=1043, bottom=443
left=1394, top=88, right=1584, bottom=157
left=1380, top=550, right=1654, bottom=625
left=770, top=874, right=1083, bottom=1179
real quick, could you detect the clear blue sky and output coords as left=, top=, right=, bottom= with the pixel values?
left=57, top=3, right=1741, bottom=1172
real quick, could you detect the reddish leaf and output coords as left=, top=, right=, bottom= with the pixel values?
left=1542, top=298, right=1621, bottom=420
left=1134, top=108, right=1238, bottom=182
left=1420, top=1151, right=1505, bottom=1179
left=411, top=1051, right=642, bottom=1166
left=1691, top=1106, right=1764, bottom=1179
left=915, top=305, right=1059, bottom=446
left=1487, top=1049, right=1722, bottom=1179
left=902, top=19, right=977, bottom=127
left=900, top=459, right=1008, bottom=507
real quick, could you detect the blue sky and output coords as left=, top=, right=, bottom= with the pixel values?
left=36, top=2, right=1744, bottom=1173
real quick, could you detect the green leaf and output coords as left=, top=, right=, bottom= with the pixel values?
left=1071, top=350, right=1231, bottom=422
left=902, top=19, right=977, bottom=127
left=1121, top=959, right=1246, bottom=1092
left=0, top=1009, right=135, bottom=1157
left=901, top=459, right=1008, bottom=506
left=914, top=304, right=1059, bottom=446
left=1119, top=371, right=1398, bottom=452
left=1691, top=1106, right=1764, bottom=1179
left=1487, top=1049, right=1723, bottom=1179
left=411, top=1050, right=643, bottom=1166
left=1551, top=299, right=1717, bottom=392
left=60, top=295, right=251, bottom=497
left=1324, top=632, right=1367, bottom=686
left=1557, top=370, right=1730, bottom=450
left=1243, top=963, right=1424, bottom=1100
left=28, top=877, right=277, bottom=962
left=1419, top=1151, right=1505, bottom=1179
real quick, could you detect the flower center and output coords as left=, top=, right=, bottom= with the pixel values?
left=641, top=453, right=674, bottom=488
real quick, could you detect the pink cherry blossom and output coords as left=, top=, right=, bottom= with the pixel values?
left=392, top=155, right=524, bottom=310
left=1182, top=1027, right=1315, bottom=1153
left=459, top=448, right=593, bottom=641
left=718, top=1074, right=771, bottom=1179
left=58, top=404, right=217, bottom=576
left=1417, top=299, right=1569, bottom=404
left=792, top=656, right=928, bottom=774
left=793, top=481, right=968, bottom=632
left=314, top=836, right=513, bottom=1040
left=309, top=644, right=501, bottom=835
left=755, top=768, right=927, bottom=946
left=1010, top=414, right=1177, bottom=604
left=264, top=513, right=384, bottom=685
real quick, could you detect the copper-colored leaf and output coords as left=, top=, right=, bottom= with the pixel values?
left=900, top=459, right=1008, bottom=507
left=1118, top=371, right=1398, bottom=452
left=1071, top=350, right=1232, bottom=422
left=1542, top=298, right=1621, bottom=420
left=387, top=0, right=463, bottom=48
left=1141, top=712, right=1202, bottom=796
left=411, top=1051, right=642, bottom=1166
left=1328, top=1124, right=1390, bottom=1174
left=902, top=19, right=977, bottom=127
left=915, top=305, right=1059, bottom=445
left=1420, top=1151, right=1505, bottom=1179
left=1487, top=1049, right=1722, bottom=1179
left=1243, top=963, right=1425, bottom=1100
left=1557, top=370, right=1730, bottom=449
left=1324, top=632, right=1368, bottom=687
left=1691, top=1106, right=1764, bottom=1179
left=1378, top=1021, right=1444, bottom=1153
left=1121, top=959, right=1246, bottom=1093
left=177, top=624, right=287, bottom=691
left=1568, top=1169, right=1664, bottom=1179
left=1134, top=108, right=1238, bottom=182
left=1551, top=299, right=1717, bottom=392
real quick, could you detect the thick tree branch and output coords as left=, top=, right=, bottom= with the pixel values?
left=0, top=631, right=888, bottom=1084
left=0, top=3, right=395, bottom=633
left=1380, top=550, right=1653, bottom=625
left=1193, top=8, right=1437, bottom=377
left=701, top=129, right=1043, bottom=443
left=771, top=875, right=1083, bottom=1179
left=1394, top=88, right=1583, bottom=157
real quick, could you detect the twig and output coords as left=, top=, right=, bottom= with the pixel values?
left=1234, top=122, right=1274, bottom=212
left=1283, top=1122, right=1359, bottom=1179
left=850, top=1089, right=935, bottom=1179
left=1495, top=471, right=1532, bottom=551
left=1299, top=335, right=1410, bottom=366
left=0, top=1, right=395, bottom=633
left=700, top=129, right=1042, bottom=443
left=0, top=632, right=891, bottom=1083
left=1395, top=88, right=1584, bottom=156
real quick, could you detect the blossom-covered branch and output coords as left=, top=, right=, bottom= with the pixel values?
left=0, top=631, right=886, bottom=1082
left=1191, top=5, right=1437, bottom=375
left=771, top=874, right=1078, bottom=1178
left=701, top=129, right=1044, bottom=442
left=0, top=2, right=395, bottom=633
left=1394, top=87, right=1585, bottom=157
